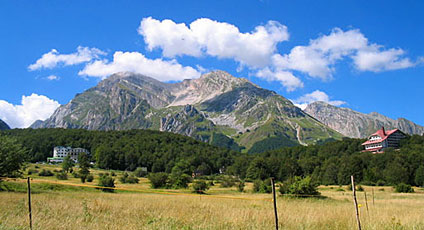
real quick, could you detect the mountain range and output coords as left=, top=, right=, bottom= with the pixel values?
left=33, top=71, right=342, bottom=153
left=304, top=101, right=424, bottom=138
left=0, top=119, right=10, bottom=130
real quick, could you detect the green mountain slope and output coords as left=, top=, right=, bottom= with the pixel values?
left=35, top=71, right=342, bottom=152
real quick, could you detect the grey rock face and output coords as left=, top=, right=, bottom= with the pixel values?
left=304, top=101, right=424, bottom=138
left=36, top=71, right=342, bottom=150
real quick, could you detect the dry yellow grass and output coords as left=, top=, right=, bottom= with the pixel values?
left=1, top=165, right=424, bottom=229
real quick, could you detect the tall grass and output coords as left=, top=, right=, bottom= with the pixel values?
left=1, top=164, right=423, bottom=229
left=1, top=186, right=424, bottom=229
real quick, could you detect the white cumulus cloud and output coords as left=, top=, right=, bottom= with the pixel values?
left=78, top=51, right=201, bottom=81
left=256, top=67, right=303, bottom=92
left=138, top=17, right=289, bottom=68
left=0, top=94, right=60, bottom=128
left=28, top=46, right=106, bottom=71
left=292, top=90, right=346, bottom=110
left=353, top=46, right=414, bottom=72
left=273, top=28, right=417, bottom=80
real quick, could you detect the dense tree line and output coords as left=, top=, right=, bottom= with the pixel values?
left=1, top=128, right=240, bottom=173
left=228, top=136, right=424, bottom=186
left=2, top=128, right=424, bottom=187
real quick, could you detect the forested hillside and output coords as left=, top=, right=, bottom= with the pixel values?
left=1, top=128, right=240, bottom=173
left=228, top=135, right=424, bottom=186
left=2, top=128, right=423, bottom=186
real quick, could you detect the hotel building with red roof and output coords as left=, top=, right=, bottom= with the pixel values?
left=362, top=127, right=406, bottom=153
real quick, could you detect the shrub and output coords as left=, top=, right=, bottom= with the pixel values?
left=376, top=180, right=386, bottom=186
left=86, top=174, right=94, bottom=182
left=252, top=179, right=272, bottom=193
left=72, top=171, right=80, bottom=178
left=208, top=181, right=215, bottom=187
left=219, top=176, right=236, bottom=188
left=279, top=176, right=320, bottom=197
left=147, top=172, right=169, bottom=188
left=134, top=167, right=148, bottom=177
left=169, top=173, right=191, bottom=188
left=55, top=171, right=68, bottom=180
left=38, top=169, right=54, bottom=177
left=98, top=175, right=115, bottom=192
left=80, top=174, right=87, bottom=183
left=192, top=180, right=209, bottom=194
left=27, top=169, right=39, bottom=175
left=237, top=180, right=245, bottom=192
left=111, top=172, right=116, bottom=177
left=119, top=172, right=139, bottom=184
left=395, top=183, right=414, bottom=193
left=253, top=179, right=262, bottom=193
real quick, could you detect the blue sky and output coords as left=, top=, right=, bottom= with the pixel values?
left=0, top=0, right=423, bottom=128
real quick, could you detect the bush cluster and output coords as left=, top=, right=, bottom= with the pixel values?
left=253, top=179, right=272, bottom=193
left=119, top=172, right=139, bottom=184
left=279, top=176, right=320, bottom=197
left=394, top=183, right=414, bottom=193
left=38, top=169, right=54, bottom=177
left=55, top=171, right=68, bottom=180
left=192, top=180, right=210, bottom=194
left=98, top=175, right=115, bottom=192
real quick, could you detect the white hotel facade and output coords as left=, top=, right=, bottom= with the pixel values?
left=47, top=146, right=89, bottom=163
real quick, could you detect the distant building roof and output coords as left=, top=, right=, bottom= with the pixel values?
left=362, top=127, right=401, bottom=145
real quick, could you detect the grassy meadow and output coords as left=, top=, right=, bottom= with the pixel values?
left=1, top=164, right=424, bottom=230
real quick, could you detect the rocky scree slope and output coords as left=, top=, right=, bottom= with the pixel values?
left=304, top=101, right=424, bottom=138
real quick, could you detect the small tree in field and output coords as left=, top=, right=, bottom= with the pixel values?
left=192, top=180, right=209, bottom=194
left=237, top=180, right=245, bottom=192
left=78, top=152, right=90, bottom=183
left=62, top=156, right=74, bottom=173
left=147, top=172, right=169, bottom=188
left=98, top=175, right=115, bottom=192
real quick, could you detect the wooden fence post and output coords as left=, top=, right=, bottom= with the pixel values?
left=372, top=188, right=375, bottom=206
left=27, top=177, right=33, bottom=230
left=271, top=178, right=279, bottom=230
left=351, top=176, right=361, bottom=230
left=364, top=191, right=369, bottom=213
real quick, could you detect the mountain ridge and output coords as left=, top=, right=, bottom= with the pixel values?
left=34, top=71, right=343, bottom=152
left=304, top=101, right=424, bottom=138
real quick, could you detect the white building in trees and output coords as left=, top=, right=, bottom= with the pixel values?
left=47, top=146, right=89, bottom=163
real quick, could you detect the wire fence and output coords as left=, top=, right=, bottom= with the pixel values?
left=2, top=177, right=277, bottom=201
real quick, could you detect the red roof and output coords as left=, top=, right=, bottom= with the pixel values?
left=362, top=127, right=399, bottom=146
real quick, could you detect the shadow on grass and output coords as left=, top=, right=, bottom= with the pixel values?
left=0, top=181, right=97, bottom=194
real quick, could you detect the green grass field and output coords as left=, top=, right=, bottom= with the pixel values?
left=1, top=164, right=424, bottom=230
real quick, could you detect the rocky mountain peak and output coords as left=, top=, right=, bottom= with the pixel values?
left=35, top=70, right=343, bottom=152
left=305, top=101, right=424, bottom=138
left=168, top=71, right=250, bottom=107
